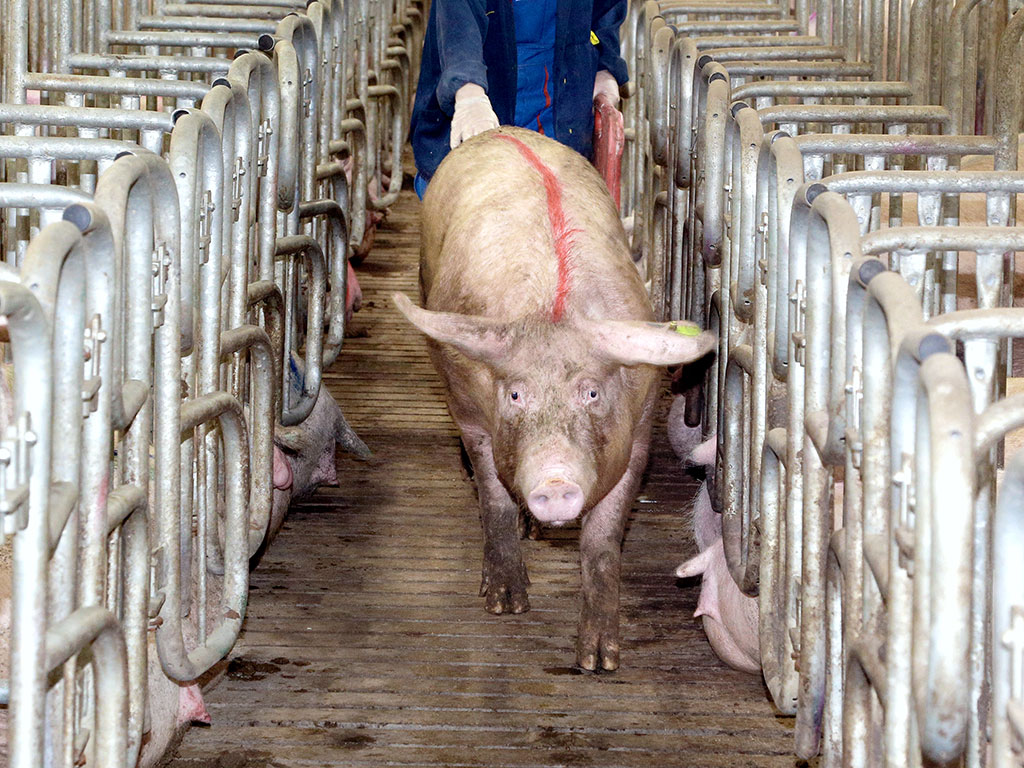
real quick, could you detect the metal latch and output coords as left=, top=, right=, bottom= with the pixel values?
left=302, top=68, right=314, bottom=117
left=256, top=119, right=272, bottom=177
left=845, top=367, right=863, bottom=469
left=0, top=412, right=36, bottom=542
left=198, top=190, right=215, bottom=265
left=790, top=280, right=807, bottom=366
left=152, top=243, right=171, bottom=327
left=231, top=156, right=246, bottom=223
left=723, top=174, right=733, bottom=236
left=892, top=453, right=916, bottom=575
left=82, top=314, right=106, bottom=415
left=758, top=211, right=769, bottom=286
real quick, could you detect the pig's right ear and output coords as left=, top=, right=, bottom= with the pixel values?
left=392, top=293, right=512, bottom=364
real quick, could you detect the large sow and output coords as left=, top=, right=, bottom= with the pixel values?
left=395, top=127, right=713, bottom=671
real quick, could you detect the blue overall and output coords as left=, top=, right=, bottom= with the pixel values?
left=409, top=0, right=628, bottom=197
left=512, top=0, right=557, bottom=137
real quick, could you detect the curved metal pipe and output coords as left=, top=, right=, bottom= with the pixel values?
left=275, top=234, right=326, bottom=425
left=220, top=324, right=275, bottom=555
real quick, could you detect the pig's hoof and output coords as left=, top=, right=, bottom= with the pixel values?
left=480, top=578, right=530, bottom=615
left=479, top=563, right=530, bottom=614
left=576, top=635, right=620, bottom=672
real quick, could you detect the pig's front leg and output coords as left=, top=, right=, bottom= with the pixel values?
left=463, top=430, right=530, bottom=615
left=576, top=433, right=651, bottom=672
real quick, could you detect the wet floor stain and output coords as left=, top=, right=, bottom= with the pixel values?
left=225, top=659, right=280, bottom=682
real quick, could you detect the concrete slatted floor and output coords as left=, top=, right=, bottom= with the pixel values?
left=165, top=181, right=798, bottom=768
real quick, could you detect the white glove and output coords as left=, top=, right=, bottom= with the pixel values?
left=593, top=69, right=620, bottom=108
left=450, top=83, right=499, bottom=149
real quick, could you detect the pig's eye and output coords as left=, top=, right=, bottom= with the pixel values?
left=510, top=391, right=520, bottom=402
left=588, top=389, right=599, bottom=400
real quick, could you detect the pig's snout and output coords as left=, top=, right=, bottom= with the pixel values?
left=526, top=475, right=584, bottom=525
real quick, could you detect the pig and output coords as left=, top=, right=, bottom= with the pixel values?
left=178, top=683, right=211, bottom=726
left=341, top=155, right=389, bottom=264
left=272, top=443, right=293, bottom=490
left=676, top=483, right=761, bottom=674
left=666, top=362, right=710, bottom=464
left=274, top=354, right=371, bottom=501
left=676, top=436, right=760, bottom=673
left=393, top=126, right=713, bottom=671
left=346, top=262, right=363, bottom=324
left=667, top=395, right=702, bottom=462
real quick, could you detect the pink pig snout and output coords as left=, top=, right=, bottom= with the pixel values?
left=526, top=474, right=584, bottom=525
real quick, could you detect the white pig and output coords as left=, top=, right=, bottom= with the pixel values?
left=676, top=436, right=760, bottom=673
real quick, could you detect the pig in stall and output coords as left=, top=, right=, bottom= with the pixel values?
left=136, top=356, right=370, bottom=766
left=666, top=372, right=830, bottom=675
left=345, top=261, right=363, bottom=324
left=666, top=362, right=709, bottom=463
left=673, top=435, right=761, bottom=674
left=270, top=353, right=371, bottom=528
left=395, top=126, right=713, bottom=671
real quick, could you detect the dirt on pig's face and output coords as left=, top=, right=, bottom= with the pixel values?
left=484, top=321, right=645, bottom=524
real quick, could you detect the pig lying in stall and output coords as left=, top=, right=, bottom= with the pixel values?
left=665, top=364, right=761, bottom=673
left=346, top=261, right=363, bottom=323
left=673, top=435, right=761, bottom=674
left=664, top=362, right=759, bottom=673
left=395, top=127, right=713, bottom=671
left=139, top=354, right=371, bottom=765
left=140, top=357, right=371, bottom=765
left=271, top=354, right=371, bottom=519
left=666, top=363, right=708, bottom=462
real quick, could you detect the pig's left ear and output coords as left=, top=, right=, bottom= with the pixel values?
left=583, top=319, right=715, bottom=367
left=392, top=293, right=513, bottom=364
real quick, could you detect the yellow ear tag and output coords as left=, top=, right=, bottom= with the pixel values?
left=590, top=30, right=600, bottom=45
left=671, top=323, right=701, bottom=337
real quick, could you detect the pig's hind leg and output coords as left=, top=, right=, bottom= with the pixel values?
left=463, top=429, right=531, bottom=615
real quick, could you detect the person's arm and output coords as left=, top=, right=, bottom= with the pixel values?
left=590, top=0, right=629, bottom=86
left=435, top=0, right=491, bottom=114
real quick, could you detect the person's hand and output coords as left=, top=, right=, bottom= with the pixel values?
left=450, top=83, right=499, bottom=149
left=593, top=69, right=620, bottom=108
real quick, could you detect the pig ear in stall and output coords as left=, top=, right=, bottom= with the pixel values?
left=335, top=405, right=372, bottom=458
left=392, top=293, right=513, bottom=364
left=583, top=319, right=716, bottom=367
left=675, top=547, right=714, bottom=579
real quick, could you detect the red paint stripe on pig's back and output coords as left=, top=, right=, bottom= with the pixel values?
left=493, top=133, right=578, bottom=322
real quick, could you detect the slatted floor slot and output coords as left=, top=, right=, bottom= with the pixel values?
left=166, top=181, right=796, bottom=768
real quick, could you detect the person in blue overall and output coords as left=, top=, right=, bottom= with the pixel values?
left=409, top=0, right=628, bottom=199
